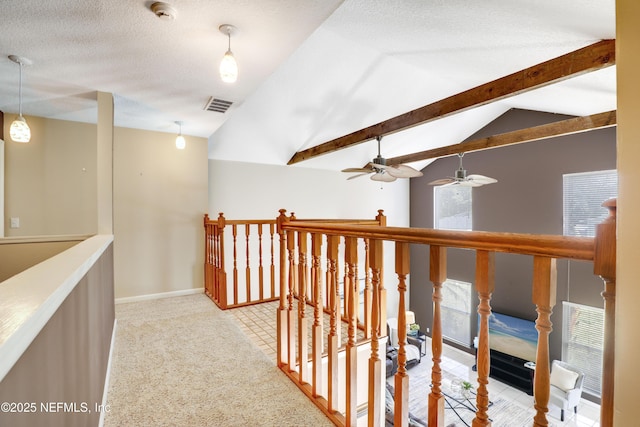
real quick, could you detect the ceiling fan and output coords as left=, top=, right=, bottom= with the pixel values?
left=428, top=153, right=497, bottom=187
left=341, top=136, right=423, bottom=182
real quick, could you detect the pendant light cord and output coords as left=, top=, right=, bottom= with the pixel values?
left=18, top=61, right=23, bottom=116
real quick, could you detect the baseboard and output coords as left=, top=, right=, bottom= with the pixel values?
left=99, top=318, right=117, bottom=427
left=115, top=288, right=204, bottom=304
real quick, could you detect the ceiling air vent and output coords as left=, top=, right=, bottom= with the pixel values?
left=204, top=97, right=233, bottom=113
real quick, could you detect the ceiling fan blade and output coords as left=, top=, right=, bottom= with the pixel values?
left=371, top=172, right=396, bottom=182
left=428, top=178, right=456, bottom=186
left=459, top=180, right=484, bottom=187
left=347, top=172, right=371, bottom=180
left=467, top=174, right=498, bottom=184
left=387, top=164, right=423, bottom=178
left=342, top=167, right=372, bottom=173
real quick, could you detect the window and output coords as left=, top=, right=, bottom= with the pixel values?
left=562, top=301, right=604, bottom=396
left=563, top=170, right=617, bottom=237
left=441, top=279, right=472, bottom=345
left=434, top=186, right=472, bottom=230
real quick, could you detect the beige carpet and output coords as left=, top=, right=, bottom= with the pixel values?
left=104, top=293, right=334, bottom=427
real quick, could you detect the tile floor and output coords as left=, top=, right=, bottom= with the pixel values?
left=230, top=301, right=600, bottom=426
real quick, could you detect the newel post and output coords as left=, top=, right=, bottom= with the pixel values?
left=594, top=198, right=616, bottom=427
left=276, top=209, right=289, bottom=368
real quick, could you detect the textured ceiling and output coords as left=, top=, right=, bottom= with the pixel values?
left=0, top=0, right=616, bottom=173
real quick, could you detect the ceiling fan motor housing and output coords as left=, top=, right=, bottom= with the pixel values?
left=372, top=155, right=387, bottom=172
left=455, top=168, right=467, bottom=180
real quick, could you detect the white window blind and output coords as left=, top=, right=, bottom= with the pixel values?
left=434, top=186, right=472, bottom=230
left=563, top=170, right=617, bottom=237
left=562, top=301, right=604, bottom=396
left=441, top=279, right=472, bottom=345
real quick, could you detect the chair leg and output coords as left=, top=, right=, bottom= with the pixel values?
left=574, top=406, right=578, bottom=414
left=561, top=409, right=565, bottom=422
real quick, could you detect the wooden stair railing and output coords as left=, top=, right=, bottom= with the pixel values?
left=205, top=211, right=386, bottom=312
left=274, top=199, right=615, bottom=427
left=204, top=214, right=278, bottom=309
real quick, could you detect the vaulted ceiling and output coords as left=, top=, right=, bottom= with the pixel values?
left=0, top=0, right=616, bottom=173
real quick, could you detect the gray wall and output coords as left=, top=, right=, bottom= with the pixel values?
left=409, top=109, right=615, bottom=362
left=0, top=244, right=115, bottom=427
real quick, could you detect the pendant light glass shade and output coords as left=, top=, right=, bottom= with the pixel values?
left=175, top=134, right=186, bottom=149
left=219, top=50, right=238, bottom=83
left=219, top=25, right=238, bottom=83
left=10, top=115, right=31, bottom=143
left=9, top=55, right=31, bottom=143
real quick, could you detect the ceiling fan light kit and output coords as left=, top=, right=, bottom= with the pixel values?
left=342, top=136, right=423, bottom=182
left=428, top=153, right=497, bottom=187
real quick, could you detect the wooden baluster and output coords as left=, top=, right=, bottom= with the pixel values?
left=270, top=223, right=276, bottom=299
left=217, top=213, right=227, bottom=309
left=298, top=231, right=309, bottom=383
left=214, top=224, right=220, bottom=302
left=343, top=243, right=349, bottom=322
left=311, top=233, right=323, bottom=397
left=287, top=228, right=297, bottom=373
left=429, top=245, right=446, bottom=427
left=258, top=223, right=264, bottom=301
left=394, top=242, right=410, bottom=427
left=232, top=224, right=238, bottom=305
left=532, top=256, right=557, bottom=427
left=289, top=212, right=298, bottom=296
left=364, top=238, right=372, bottom=338
left=327, top=235, right=340, bottom=413
left=368, top=239, right=383, bottom=427
left=345, top=237, right=358, bottom=427
left=378, top=244, right=387, bottom=339
left=245, top=224, right=252, bottom=303
left=473, top=250, right=495, bottom=427
left=277, top=210, right=288, bottom=368
left=594, top=198, right=616, bottom=427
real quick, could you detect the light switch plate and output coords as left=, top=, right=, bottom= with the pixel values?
left=10, top=217, right=20, bottom=228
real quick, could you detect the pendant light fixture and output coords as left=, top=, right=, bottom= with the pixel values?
left=8, top=55, right=32, bottom=143
left=219, top=24, right=238, bottom=83
left=175, top=121, right=186, bottom=149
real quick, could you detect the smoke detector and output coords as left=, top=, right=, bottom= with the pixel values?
left=150, top=2, right=177, bottom=20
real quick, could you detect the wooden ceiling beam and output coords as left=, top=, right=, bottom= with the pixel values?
left=287, top=39, right=615, bottom=165
left=385, top=110, right=616, bottom=165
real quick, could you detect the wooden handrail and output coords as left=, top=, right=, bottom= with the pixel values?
left=281, top=222, right=594, bottom=260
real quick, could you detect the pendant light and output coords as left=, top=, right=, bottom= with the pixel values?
left=219, top=24, right=238, bottom=83
left=175, top=121, right=186, bottom=149
left=8, top=55, right=32, bottom=143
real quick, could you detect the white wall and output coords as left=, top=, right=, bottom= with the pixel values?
left=113, top=128, right=208, bottom=299
left=209, top=159, right=412, bottom=318
left=208, top=159, right=410, bottom=225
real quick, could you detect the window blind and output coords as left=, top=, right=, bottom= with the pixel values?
left=563, top=170, right=617, bottom=237
left=441, top=279, right=472, bottom=345
left=562, top=301, right=604, bottom=396
left=434, top=186, right=472, bottom=230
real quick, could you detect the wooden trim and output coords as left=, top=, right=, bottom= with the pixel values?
left=282, top=222, right=594, bottom=261
left=287, top=40, right=615, bottom=165
left=386, top=110, right=617, bottom=165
